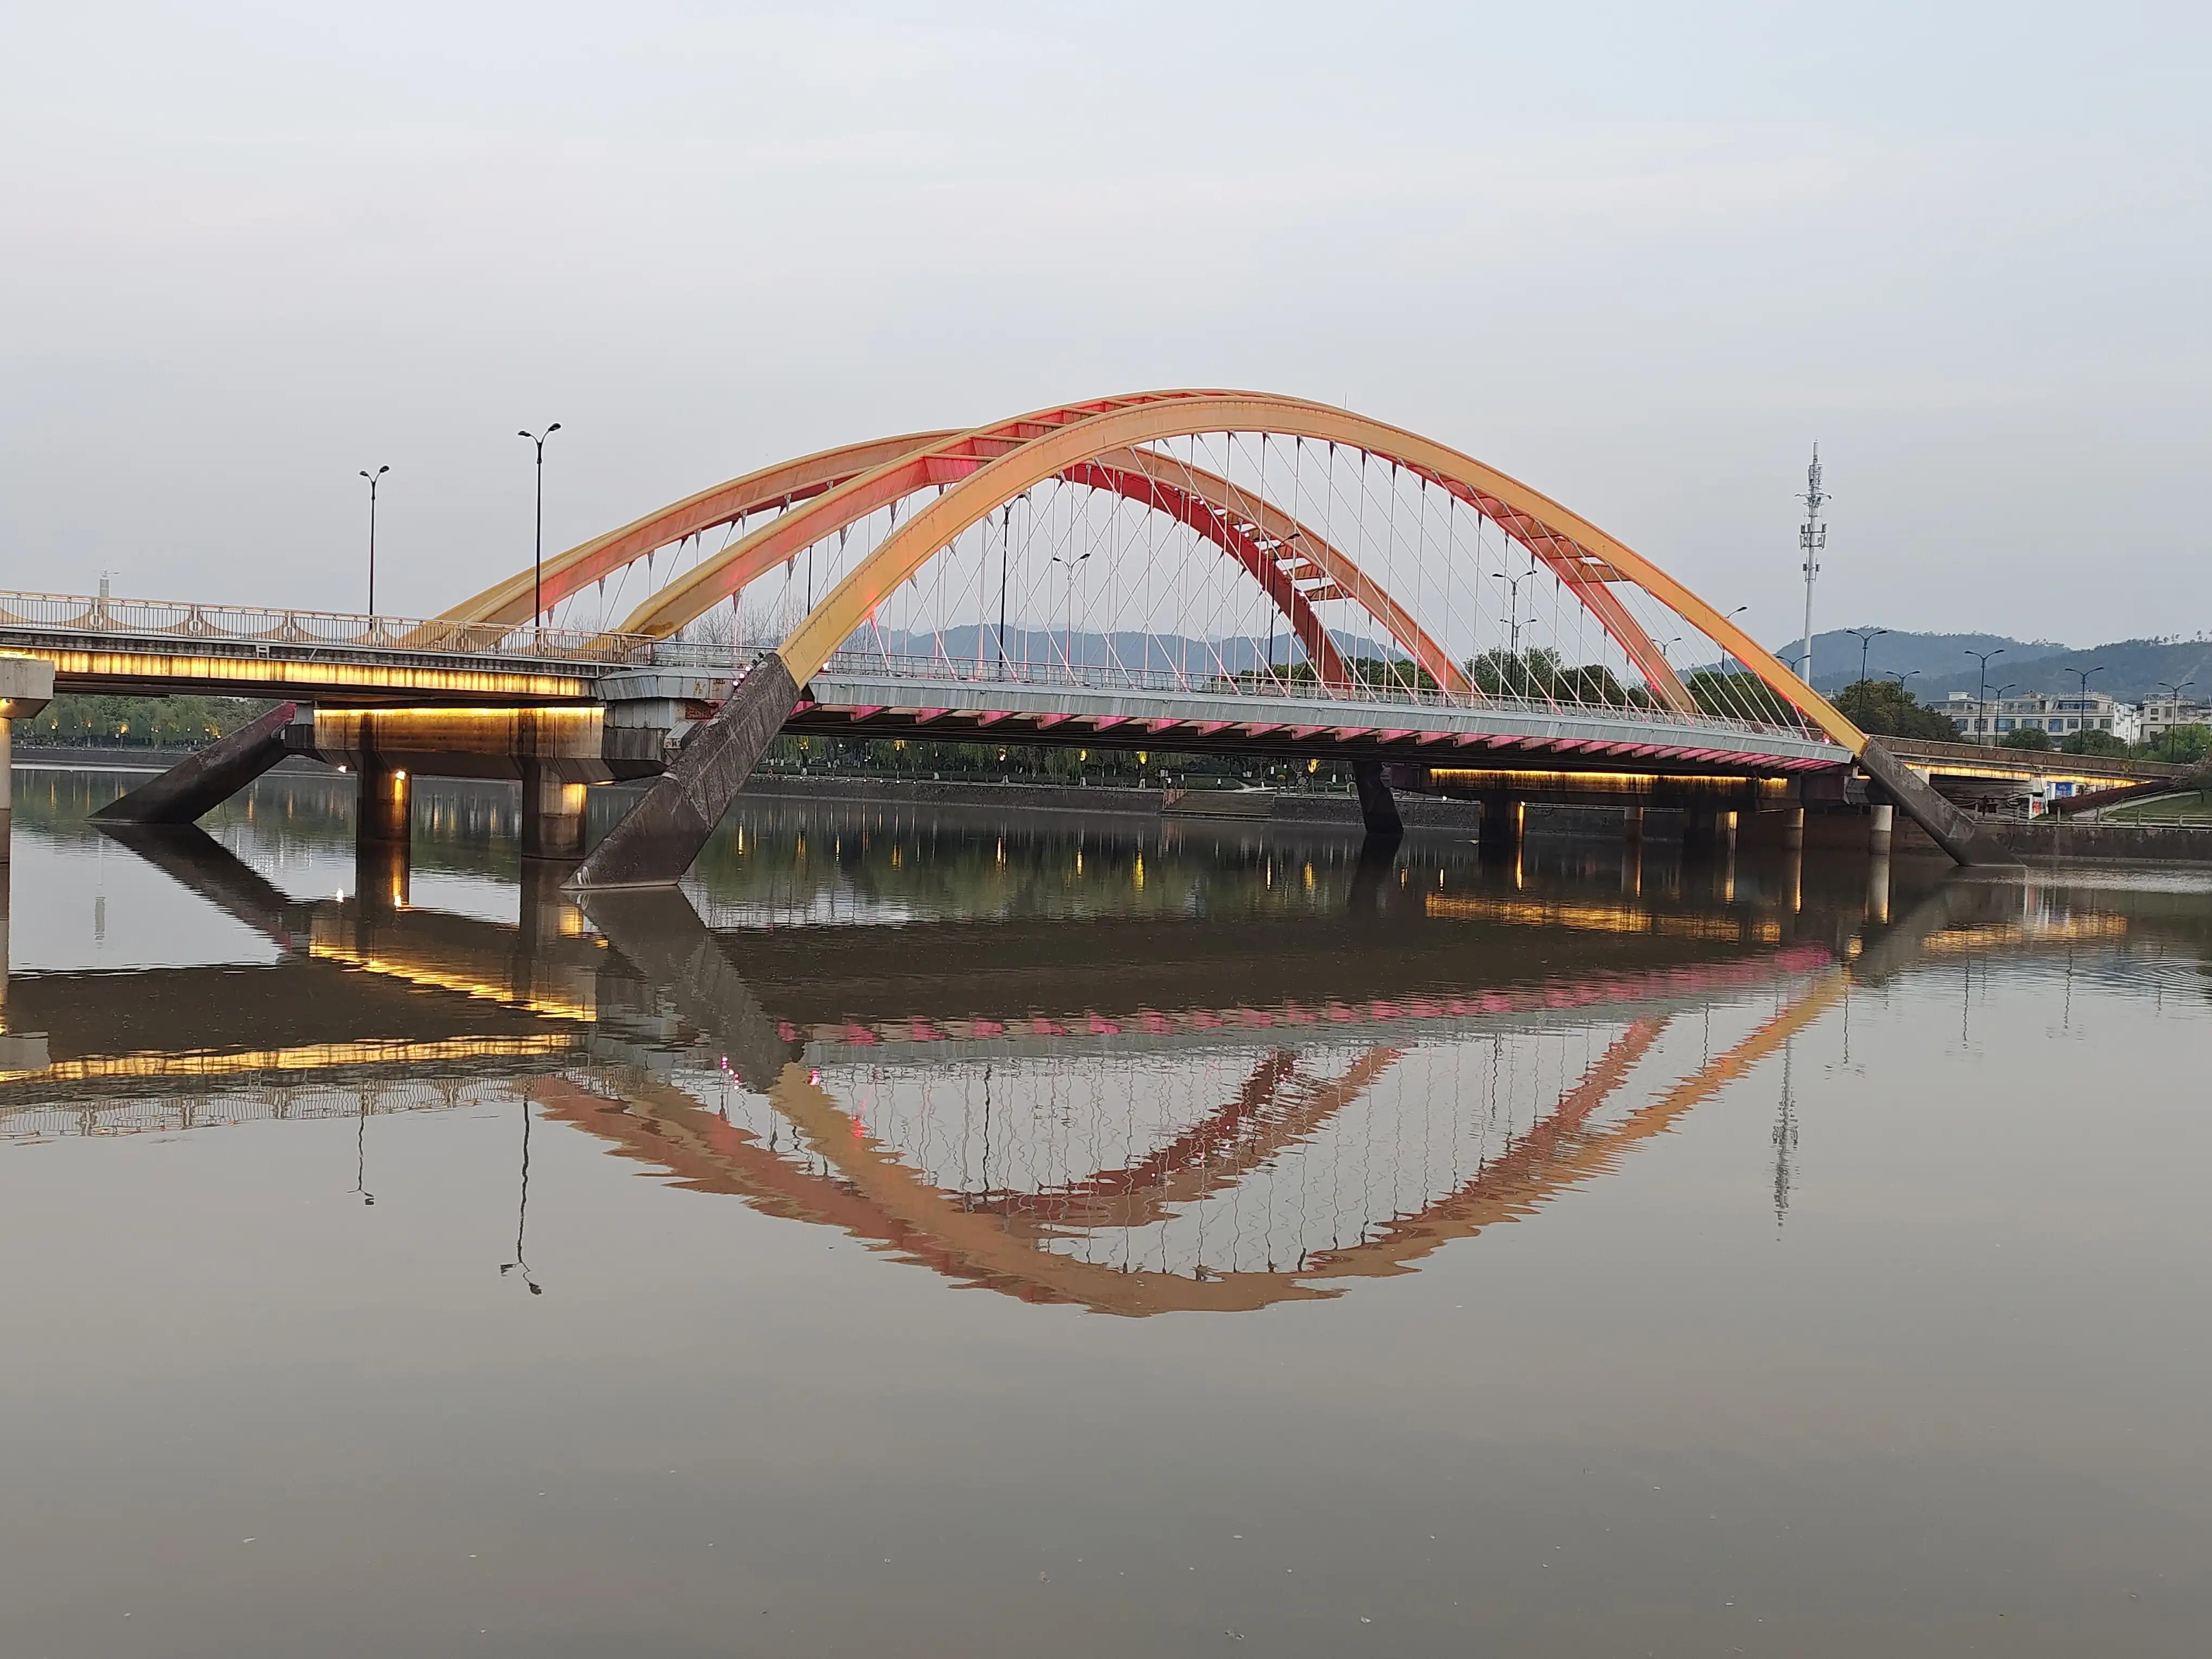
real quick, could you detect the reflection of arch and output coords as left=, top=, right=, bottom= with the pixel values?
left=439, top=432, right=960, bottom=627
left=542, top=962, right=1843, bottom=1314
left=775, top=394, right=1857, bottom=744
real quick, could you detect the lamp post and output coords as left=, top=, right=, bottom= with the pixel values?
left=1049, top=549, right=1091, bottom=680
left=1846, top=626, right=1889, bottom=686
left=1888, top=668, right=1920, bottom=691
left=1965, top=647, right=2005, bottom=732
left=358, top=466, right=389, bottom=616
left=2152, top=679, right=2195, bottom=754
left=517, top=423, right=562, bottom=635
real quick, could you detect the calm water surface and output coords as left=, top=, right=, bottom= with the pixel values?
left=3, top=768, right=2209, bottom=1656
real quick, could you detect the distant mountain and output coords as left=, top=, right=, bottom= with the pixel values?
left=1767, top=626, right=2212, bottom=705
left=1906, top=639, right=2212, bottom=707
left=1773, top=628, right=2070, bottom=695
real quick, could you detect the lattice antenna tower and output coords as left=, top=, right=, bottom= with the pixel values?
left=1797, top=443, right=1827, bottom=684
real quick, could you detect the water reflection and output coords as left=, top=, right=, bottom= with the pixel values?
left=4, top=783, right=2209, bottom=1317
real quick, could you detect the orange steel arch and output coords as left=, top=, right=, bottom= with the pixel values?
left=594, top=403, right=1513, bottom=703
left=440, top=430, right=959, bottom=627
left=611, top=393, right=1237, bottom=638
left=773, top=393, right=1864, bottom=750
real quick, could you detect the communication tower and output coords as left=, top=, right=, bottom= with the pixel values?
left=1797, top=444, right=1827, bottom=684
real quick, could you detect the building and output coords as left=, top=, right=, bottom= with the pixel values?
left=2136, top=690, right=2208, bottom=742
left=1942, top=690, right=2120, bottom=742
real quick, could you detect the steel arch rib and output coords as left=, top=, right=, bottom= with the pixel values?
left=776, top=394, right=1864, bottom=749
left=440, top=430, right=961, bottom=626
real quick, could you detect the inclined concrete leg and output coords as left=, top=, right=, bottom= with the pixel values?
left=521, top=765, right=587, bottom=861
left=570, top=656, right=802, bottom=889
left=91, top=702, right=300, bottom=825
left=356, top=757, right=411, bottom=847
left=1870, top=803, right=1894, bottom=854
left=1351, top=759, right=1402, bottom=840
left=0, top=717, right=11, bottom=859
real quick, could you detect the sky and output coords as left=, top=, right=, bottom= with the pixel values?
left=3, top=1, right=2207, bottom=647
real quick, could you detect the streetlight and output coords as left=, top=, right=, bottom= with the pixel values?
left=1494, top=569, right=1538, bottom=657
left=1846, top=626, right=1889, bottom=686
left=1049, top=549, right=1090, bottom=679
left=1964, top=647, right=2005, bottom=717
left=518, top=423, right=562, bottom=635
left=358, top=466, right=389, bottom=617
left=1888, top=668, right=1920, bottom=691
left=2152, top=679, right=2196, bottom=753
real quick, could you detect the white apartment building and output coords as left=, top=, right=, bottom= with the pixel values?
left=1942, top=690, right=2120, bottom=741
left=2136, top=691, right=2208, bottom=741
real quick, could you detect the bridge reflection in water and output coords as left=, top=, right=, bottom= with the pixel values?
left=1, top=790, right=2175, bottom=1314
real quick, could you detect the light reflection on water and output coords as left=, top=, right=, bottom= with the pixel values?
left=3, top=769, right=2211, bottom=1654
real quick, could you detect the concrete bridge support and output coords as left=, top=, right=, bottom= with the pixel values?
left=521, top=764, right=587, bottom=862
left=355, top=757, right=412, bottom=847
left=90, top=702, right=298, bottom=827
left=1351, top=759, right=1402, bottom=841
left=1682, top=806, right=1737, bottom=858
left=0, top=656, right=57, bottom=856
left=1869, top=803, right=1894, bottom=854
left=1478, top=797, right=1524, bottom=861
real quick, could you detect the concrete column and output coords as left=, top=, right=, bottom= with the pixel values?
left=521, top=764, right=588, bottom=861
left=1867, top=853, right=1892, bottom=923
left=356, top=757, right=411, bottom=847
left=0, top=655, right=56, bottom=860
left=1479, top=796, right=1524, bottom=860
left=1869, top=802, right=1894, bottom=854
left=1783, top=806, right=1806, bottom=851
left=1623, top=806, right=1645, bottom=844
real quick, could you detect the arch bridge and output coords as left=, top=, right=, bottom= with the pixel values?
left=32, top=391, right=2020, bottom=869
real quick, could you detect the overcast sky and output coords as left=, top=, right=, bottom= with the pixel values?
left=3, top=1, right=2205, bottom=647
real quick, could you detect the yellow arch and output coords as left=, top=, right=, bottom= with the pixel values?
left=440, top=430, right=960, bottom=627
left=773, top=393, right=1866, bottom=751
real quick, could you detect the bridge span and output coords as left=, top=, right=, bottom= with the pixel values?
left=4, top=389, right=2172, bottom=871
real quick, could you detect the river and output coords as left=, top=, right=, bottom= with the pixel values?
left=3, top=769, right=2208, bottom=1656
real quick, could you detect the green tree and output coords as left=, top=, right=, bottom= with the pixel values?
left=1829, top=678, right=1963, bottom=741
left=1999, top=725, right=2054, bottom=751
left=1681, top=668, right=1806, bottom=728
left=2144, top=723, right=2212, bottom=764
left=2060, top=729, right=2130, bottom=757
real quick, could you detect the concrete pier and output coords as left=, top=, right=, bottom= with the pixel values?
left=0, top=656, right=58, bottom=855
left=1478, top=797, right=1524, bottom=860
left=521, top=763, right=588, bottom=861
left=356, top=757, right=412, bottom=847
left=1870, top=802, right=1894, bottom=854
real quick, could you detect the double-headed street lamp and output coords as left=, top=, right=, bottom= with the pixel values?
left=1846, top=625, right=1889, bottom=686
left=1964, top=647, right=2005, bottom=713
left=359, top=465, right=389, bottom=616
left=518, top=423, right=562, bottom=633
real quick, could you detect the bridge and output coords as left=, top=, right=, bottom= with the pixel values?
left=1, top=390, right=2174, bottom=872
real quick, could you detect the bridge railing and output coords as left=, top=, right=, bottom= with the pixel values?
left=813, top=647, right=1828, bottom=747
left=0, top=590, right=739, bottom=672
